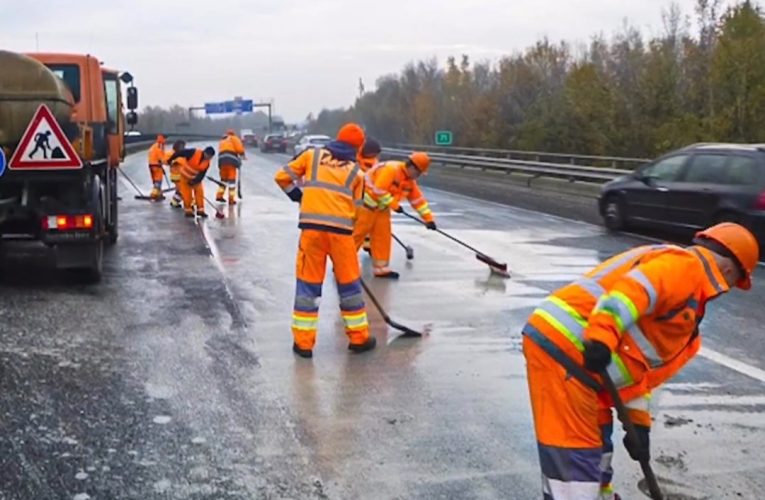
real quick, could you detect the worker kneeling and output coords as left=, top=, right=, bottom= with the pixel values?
left=521, top=223, right=759, bottom=499
left=274, top=123, right=376, bottom=359
left=168, top=146, right=215, bottom=218
left=217, top=129, right=245, bottom=205
left=353, top=152, right=435, bottom=279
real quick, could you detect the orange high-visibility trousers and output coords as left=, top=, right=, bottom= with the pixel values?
left=149, top=164, right=164, bottom=198
left=353, top=207, right=392, bottom=274
left=523, top=335, right=617, bottom=499
left=217, top=165, right=238, bottom=202
left=293, top=229, right=370, bottom=350
left=178, top=179, right=205, bottom=215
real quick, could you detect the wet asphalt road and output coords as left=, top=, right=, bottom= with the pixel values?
left=1, top=149, right=764, bottom=499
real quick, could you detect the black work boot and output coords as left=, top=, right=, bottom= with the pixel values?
left=348, top=336, right=377, bottom=353
left=292, top=343, right=313, bottom=359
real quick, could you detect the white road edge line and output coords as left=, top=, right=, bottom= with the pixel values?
left=425, top=187, right=765, bottom=267
left=698, top=347, right=765, bottom=384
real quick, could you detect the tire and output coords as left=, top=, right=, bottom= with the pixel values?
left=603, top=194, right=627, bottom=231
left=107, top=168, right=119, bottom=245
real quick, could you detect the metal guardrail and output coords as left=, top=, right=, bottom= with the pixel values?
left=123, top=133, right=219, bottom=145
left=390, top=143, right=650, bottom=171
left=382, top=147, right=633, bottom=184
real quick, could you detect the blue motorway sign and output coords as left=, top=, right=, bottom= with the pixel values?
left=0, top=148, right=6, bottom=177
left=206, top=99, right=254, bottom=115
left=204, top=102, right=227, bottom=114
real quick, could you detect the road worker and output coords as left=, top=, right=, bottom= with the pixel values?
left=357, top=138, right=382, bottom=253
left=274, top=123, right=376, bottom=358
left=521, top=222, right=759, bottom=500
left=217, top=129, right=246, bottom=204
left=353, top=152, right=435, bottom=279
left=167, top=146, right=215, bottom=218
left=166, top=140, right=186, bottom=209
left=147, top=135, right=167, bottom=200
left=357, top=138, right=381, bottom=172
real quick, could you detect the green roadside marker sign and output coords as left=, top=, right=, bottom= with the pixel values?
left=435, top=130, right=453, bottom=146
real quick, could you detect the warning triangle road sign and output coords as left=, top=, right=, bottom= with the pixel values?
left=9, top=104, right=82, bottom=170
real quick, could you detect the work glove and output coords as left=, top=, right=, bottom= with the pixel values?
left=425, top=221, right=437, bottom=231
left=582, top=340, right=612, bottom=372
left=623, top=425, right=650, bottom=462
left=287, top=188, right=303, bottom=203
left=392, top=206, right=403, bottom=214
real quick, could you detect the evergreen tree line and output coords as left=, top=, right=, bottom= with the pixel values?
left=307, top=1, right=765, bottom=159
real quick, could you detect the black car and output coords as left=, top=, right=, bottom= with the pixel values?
left=598, top=143, right=765, bottom=242
left=260, top=134, right=287, bottom=153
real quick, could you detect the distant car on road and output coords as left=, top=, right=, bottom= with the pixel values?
left=260, top=134, right=287, bottom=153
left=240, top=128, right=257, bottom=147
left=598, top=143, right=765, bottom=244
left=293, top=134, right=331, bottom=156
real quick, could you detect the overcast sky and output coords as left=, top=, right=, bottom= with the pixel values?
left=3, top=1, right=732, bottom=122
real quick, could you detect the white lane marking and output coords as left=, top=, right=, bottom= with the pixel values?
left=699, top=346, right=765, bottom=383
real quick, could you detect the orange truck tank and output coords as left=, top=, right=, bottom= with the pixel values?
left=0, top=50, right=138, bottom=281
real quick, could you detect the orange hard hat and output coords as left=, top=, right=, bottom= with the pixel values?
left=337, top=123, right=366, bottom=149
left=408, top=152, right=431, bottom=173
left=157, top=134, right=166, bottom=144
left=694, top=222, right=760, bottom=290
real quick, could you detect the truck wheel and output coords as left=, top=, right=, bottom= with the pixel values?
left=107, top=169, right=119, bottom=245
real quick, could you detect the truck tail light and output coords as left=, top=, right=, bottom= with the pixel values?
left=43, top=214, right=94, bottom=230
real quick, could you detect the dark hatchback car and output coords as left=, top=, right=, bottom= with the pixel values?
left=260, top=134, right=287, bottom=153
left=598, top=143, right=765, bottom=243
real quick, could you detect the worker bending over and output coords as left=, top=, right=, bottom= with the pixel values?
left=166, top=140, right=186, bottom=209
left=217, top=129, right=246, bottom=205
left=521, top=222, right=758, bottom=499
left=147, top=135, right=168, bottom=201
left=357, top=138, right=382, bottom=254
left=353, top=152, right=435, bottom=278
left=274, top=123, right=375, bottom=359
left=167, top=146, right=215, bottom=218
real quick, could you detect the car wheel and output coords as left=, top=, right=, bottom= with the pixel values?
left=603, top=194, right=627, bottom=231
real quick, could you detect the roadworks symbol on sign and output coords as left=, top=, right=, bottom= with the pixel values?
left=9, top=104, right=82, bottom=170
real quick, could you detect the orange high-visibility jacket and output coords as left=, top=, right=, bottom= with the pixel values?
left=523, top=244, right=728, bottom=426
left=219, top=135, right=245, bottom=168
left=148, top=142, right=165, bottom=167
left=167, top=148, right=211, bottom=182
left=363, top=161, right=434, bottom=222
left=275, top=147, right=363, bottom=235
left=164, top=150, right=185, bottom=182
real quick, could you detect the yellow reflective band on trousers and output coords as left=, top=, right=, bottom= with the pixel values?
left=342, top=311, right=369, bottom=329
left=292, top=314, right=318, bottom=331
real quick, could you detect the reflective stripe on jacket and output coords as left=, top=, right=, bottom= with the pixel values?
left=218, top=135, right=245, bottom=168
left=274, top=147, right=363, bottom=234
left=363, top=161, right=434, bottom=222
left=522, top=244, right=728, bottom=424
left=179, top=149, right=211, bottom=181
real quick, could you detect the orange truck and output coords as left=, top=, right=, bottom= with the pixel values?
left=0, top=50, right=138, bottom=281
